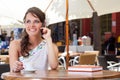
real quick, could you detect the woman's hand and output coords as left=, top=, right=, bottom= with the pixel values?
left=12, top=61, right=24, bottom=72
left=41, top=27, right=51, bottom=40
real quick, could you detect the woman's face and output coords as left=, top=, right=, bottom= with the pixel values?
left=24, top=13, right=42, bottom=36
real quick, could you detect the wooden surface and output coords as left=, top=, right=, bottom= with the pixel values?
left=58, top=52, right=84, bottom=57
left=0, top=55, right=9, bottom=64
left=0, top=55, right=9, bottom=58
left=116, top=56, right=120, bottom=58
left=2, top=70, right=120, bottom=80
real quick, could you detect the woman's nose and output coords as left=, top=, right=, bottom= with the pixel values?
left=29, top=22, right=35, bottom=27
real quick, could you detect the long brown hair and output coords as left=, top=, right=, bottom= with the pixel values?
left=21, top=7, right=45, bottom=57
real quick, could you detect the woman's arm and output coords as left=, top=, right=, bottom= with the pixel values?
left=9, top=40, right=24, bottom=72
left=47, top=39, right=58, bottom=70
left=42, top=28, right=58, bottom=69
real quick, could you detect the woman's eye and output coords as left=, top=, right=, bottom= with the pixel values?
left=25, top=20, right=31, bottom=23
left=24, top=20, right=40, bottom=25
left=34, top=20, right=40, bottom=23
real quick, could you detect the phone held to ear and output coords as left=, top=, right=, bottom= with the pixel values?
left=40, top=29, right=44, bottom=39
left=40, top=23, right=45, bottom=35
left=40, top=29, right=44, bottom=35
left=40, top=28, right=47, bottom=35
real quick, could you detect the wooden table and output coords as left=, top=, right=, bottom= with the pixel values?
left=0, top=55, right=9, bottom=58
left=1, top=70, right=120, bottom=80
left=116, top=56, right=120, bottom=59
left=0, top=55, right=9, bottom=64
left=58, top=52, right=84, bottom=57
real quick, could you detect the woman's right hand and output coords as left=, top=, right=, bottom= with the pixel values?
left=41, top=27, right=52, bottom=41
left=12, top=61, right=24, bottom=72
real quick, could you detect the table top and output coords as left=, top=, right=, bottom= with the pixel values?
left=58, top=52, right=84, bottom=57
left=2, top=70, right=120, bottom=80
left=0, top=55, right=9, bottom=64
left=116, top=56, right=120, bottom=58
left=0, top=55, right=9, bottom=58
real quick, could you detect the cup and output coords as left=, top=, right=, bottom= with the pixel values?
left=24, top=63, right=34, bottom=71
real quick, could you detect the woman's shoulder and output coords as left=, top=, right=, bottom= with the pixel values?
left=10, top=39, right=21, bottom=46
left=9, top=39, right=22, bottom=54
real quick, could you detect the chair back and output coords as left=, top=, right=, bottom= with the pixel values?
left=98, top=56, right=108, bottom=70
left=58, top=45, right=65, bottom=53
left=84, top=51, right=99, bottom=65
left=104, top=54, right=119, bottom=63
left=79, top=53, right=96, bottom=65
left=0, top=64, right=10, bottom=80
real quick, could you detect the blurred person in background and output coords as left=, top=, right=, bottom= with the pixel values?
left=13, top=28, right=23, bottom=40
left=106, top=32, right=116, bottom=54
left=10, top=31, right=14, bottom=41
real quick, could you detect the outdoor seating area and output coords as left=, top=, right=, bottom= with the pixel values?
left=57, top=45, right=120, bottom=72
left=58, top=45, right=94, bottom=67
left=1, top=0, right=120, bottom=80
left=1, top=50, right=120, bottom=79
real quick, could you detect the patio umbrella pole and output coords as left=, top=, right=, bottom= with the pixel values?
left=65, top=0, right=69, bottom=69
left=87, top=0, right=101, bottom=53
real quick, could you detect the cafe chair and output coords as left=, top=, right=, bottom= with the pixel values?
left=58, top=51, right=75, bottom=69
left=58, top=46, right=78, bottom=68
left=58, top=51, right=69, bottom=69
left=58, top=45, right=65, bottom=53
left=70, top=53, right=96, bottom=66
left=98, top=55, right=120, bottom=71
left=70, top=51, right=98, bottom=66
left=69, top=56, right=79, bottom=66
left=0, top=64, right=10, bottom=80
left=69, top=47, right=95, bottom=66
left=79, top=53, right=96, bottom=65
left=84, top=51, right=99, bottom=65
left=116, top=43, right=120, bottom=55
left=98, top=56, right=109, bottom=70
left=58, top=56, right=66, bottom=69
left=105, top=54, right=120, bottom=71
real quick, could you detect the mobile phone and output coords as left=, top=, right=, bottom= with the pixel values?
left=40, top=29, right=44, bottom=35
left=40, top=23, right=45, bottom=35
left=40, top=29, right=44, bottom=39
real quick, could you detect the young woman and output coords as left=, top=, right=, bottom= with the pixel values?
left=9, top=7, right=58, bottom=72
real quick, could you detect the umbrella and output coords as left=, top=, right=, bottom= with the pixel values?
left=0, top=0, right=120, bottom=25
left=45, top=0, right=120, bottom=25
left=0, top=0, right=51, bottom=23
left=0, top=16, right=23, bottom=28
